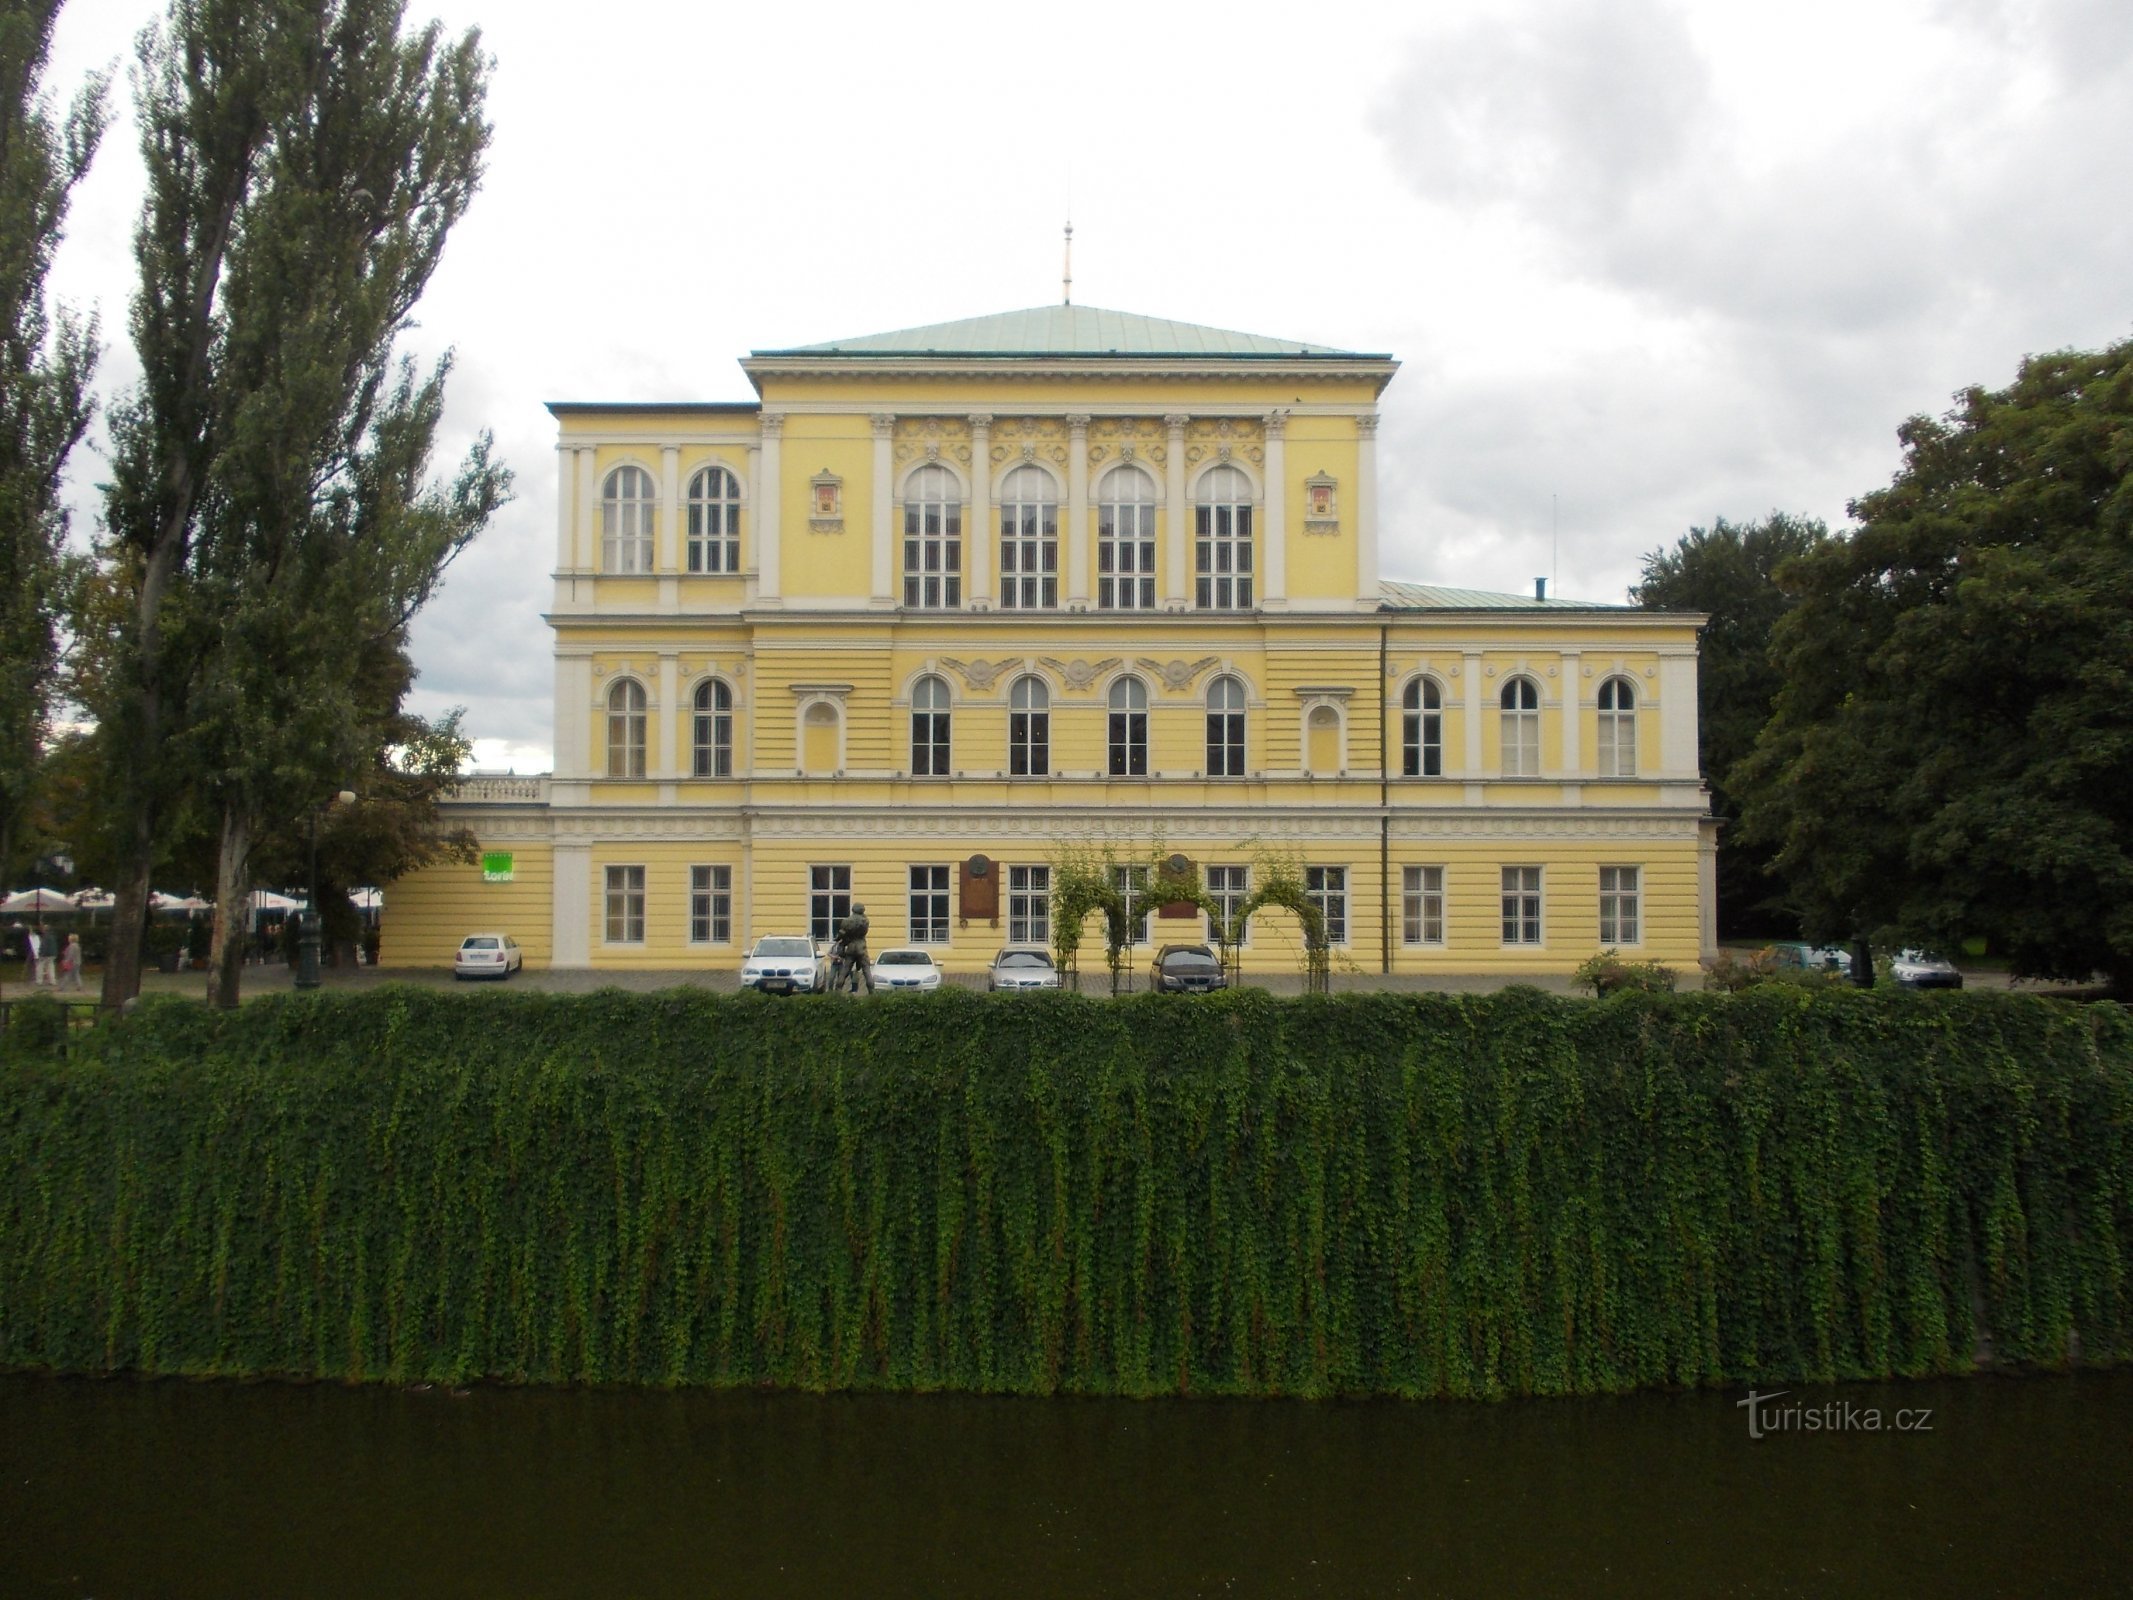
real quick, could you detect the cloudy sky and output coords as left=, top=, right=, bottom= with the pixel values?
left=44, top=0, right=2133, bottom=772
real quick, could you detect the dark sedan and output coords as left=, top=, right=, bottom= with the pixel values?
left=1150, top=944, right=1227, bottom=994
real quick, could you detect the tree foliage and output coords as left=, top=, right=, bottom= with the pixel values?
left=1632, top=513, right=1827, bottom=936
left=0, top=1, right=104, bottom=881
left=1738, top=341, right=2133, bottom=988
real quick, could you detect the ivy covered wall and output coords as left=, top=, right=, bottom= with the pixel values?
left=3, top=987, right=2128, bottom=1396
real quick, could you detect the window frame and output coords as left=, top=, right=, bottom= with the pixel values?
left=601, top=465, right=656, bottom=574
left=1108, top=676, right=1149, bottom=778
left=910, top=674, right=952, bottom=777
left=1097, top=464, right=1158, bottom=610
left=692, top=678, right=733, bottom=778
left=686, top=464, right=741, bottom=574
left=908, top=864, right=950, bottom=945
left=1597, top=678, right=1637, bottom=778
left=690, top=864, right=732, bottom=945
left=1500, top=676, right=1540, bottom=777
left=1402, top=678, right=1443, bottom=778
left=809, top=865, right=852, bottom=945
left=604, top=864, right=646, bottom=944
left=1402, top=865, right=1446, bottom=945
left=1305, top=865, right=1348, bottom=946
left=1206, top=675, right=1246, bottom=777
left=606, top=679, right=647, bottom=779
left=1599, top=864, right=1641, bottom=945
left=1206, top=864, right=1250, bottom=947
left=1501, top=865, right=1544, bottom=946
left=1111, top=864, right=1152, bottom=948
left=1008, top=865, right=1051, bottom=946
left=1193, top=463, right=1255, bottom=611
left=1009, top=675, right=1050, bottom=777
left=996, top=463, right=1060, bottom=611
left=901, top=463, right=963, bottom=609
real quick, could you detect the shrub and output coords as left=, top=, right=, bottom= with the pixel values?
left=1574, top=949, right=1679, bottom=995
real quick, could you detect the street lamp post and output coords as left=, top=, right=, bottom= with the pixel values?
left=295, top=790, right=358, bottom=991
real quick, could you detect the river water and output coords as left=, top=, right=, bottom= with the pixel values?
left=2, top=1372, right=2127, bottom=1597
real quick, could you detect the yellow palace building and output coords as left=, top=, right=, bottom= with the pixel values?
left=385, top=305, right=1717, bottom=977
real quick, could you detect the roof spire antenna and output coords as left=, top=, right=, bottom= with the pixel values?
left=1062, top=218, right=1073, bottom=306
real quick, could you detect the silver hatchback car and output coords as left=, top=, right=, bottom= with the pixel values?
left=987, top=948, right=1061, bottom=991
left=454, top=933, right=522, bottom=980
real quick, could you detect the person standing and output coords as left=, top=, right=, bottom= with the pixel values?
left=32, top=923, right=56, bottom=987
left=57, top=933, right=84, bottom=991
left=23, top=925, right=44, bottom=986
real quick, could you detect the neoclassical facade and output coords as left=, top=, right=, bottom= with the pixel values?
left=386, top=306, right=1717, bottom=975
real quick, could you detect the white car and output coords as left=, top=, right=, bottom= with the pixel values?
left=454, top=933, right=522, bottom=980
left=870, top=947, right=943, bottom=991
left=1890, top=949, right=1963, bottom=989
left=988, top=948, right=1061, bottom=991
left=741, top=935, right=827, bottom=995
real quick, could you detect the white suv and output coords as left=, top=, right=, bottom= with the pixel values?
left=741, top=935, right=827, bottom=995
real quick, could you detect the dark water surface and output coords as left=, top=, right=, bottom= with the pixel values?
left=2, top=1371, right=2127, bottom=1598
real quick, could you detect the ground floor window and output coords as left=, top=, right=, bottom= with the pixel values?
left=1305, top=866, right=1347, bottom=946
left=1009, top=865, right=1050, bottom=946
left=1206, top=865, right=1249, bottom=946
left=810, top=865, right=852, bottom=944
left=604, top=864, right=645, bottom=944
left=1403, top=865, right=1445, bottom=945
left=909, top=865, right=950, bottom=944
left=1111, top=864, right=1151, bottom=946
left=1599, top=865, right=1640, bottom=945
left=1502, top=866, right=1543, bottom=945
left=690, top=865, right=731, bottom=944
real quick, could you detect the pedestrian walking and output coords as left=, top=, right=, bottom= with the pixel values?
left=57, top=933, right=84, bottom=991
left=33, top=923, right=56, bottom=987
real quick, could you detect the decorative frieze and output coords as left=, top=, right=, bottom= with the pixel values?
left=892, top=416, right=972, bottom=468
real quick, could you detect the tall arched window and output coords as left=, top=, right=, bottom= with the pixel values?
left=692, top=679, right=733, bottom=777
left=1098, top=465, right=1157, bottom=609
left=1403, top=679, right=1442, bottom=777
left=602, top=466, right=655, bottom=573
left=902, top=464, right=963, bottom=608
left=997, top=464, right=1058, bottom=610
left=911, top=675, right=951, bottom=776
left=1194, top=464, right=1253, bottom=610
left=1597, top=678, right=1637, bottom=777
left=1500, top=677, right=1540, bottom=776
left=687, top=465, right=741, bottom=573
left=606, top=679, right=647, bottom=778
left=1206, top=675, right=1245, bottom=777
left=1009, top=676, right=1049, bottom=777
left=1109, top=677, right=1148, bottom=777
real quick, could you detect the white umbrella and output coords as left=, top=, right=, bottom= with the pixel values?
left=249, top=890, right=304, bottom=912
left=72, top=889, right=115, bottom=911
left=350, top=887, right=383, bottom=910
left=1, top=887, right=73, bottom=913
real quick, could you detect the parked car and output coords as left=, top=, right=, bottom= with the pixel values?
left=1151, top=943, right=1226, bottom=994
left=1767, top=941, right=1852, bottom=977
left=1890, top=949, right=1963, bottom=989
left=741, top=935, right=827, bottom=995
left=454, top=933, right=522, bottom=980
left=871, top=947, right=943, bottom=991
left=988, top=947, right=1061, bottom=992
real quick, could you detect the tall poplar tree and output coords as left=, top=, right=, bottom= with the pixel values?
left=92, top=0, right=499, bottom=1005
left=0, top=1, right=104, bottom=882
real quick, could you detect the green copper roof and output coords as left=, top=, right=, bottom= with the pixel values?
left=756, top=305, right=1378, bottom=360
left=1379, top=579, right=1626, bottom=611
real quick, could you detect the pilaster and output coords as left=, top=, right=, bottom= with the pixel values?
left=574, top=446, right=598, bottom=571
left=1164, top=413, right=1189, bottom=607
left=552, top=843, right=591, bottom=967
left=871, top=413, right=896, bottom=607
left=968, top=414, right=993, bottom=607
left=658, top=445, right=680, bottom=610
left=756, top=414, right=783, bottom=605
left=1356, top=413, right=1380, bottom=605
left=1066, top=414, right=1090, bottom=606
left=658, top=653, right=680, bottom=779
left=1559, top=651, right=1581, bottom=777
left=1263, top=410, right=1287, bottom=606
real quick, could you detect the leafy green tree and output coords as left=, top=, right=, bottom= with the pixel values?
left=88, top=0, right=498, bottom=1005
left=1738, top=340, right=2133, bottom=990
left=0, top=2, right=104, bottom=882
left=1632, top=513, right=1827, bottom=937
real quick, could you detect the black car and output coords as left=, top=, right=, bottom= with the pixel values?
left=1150, top=943, right=1226, bottom=993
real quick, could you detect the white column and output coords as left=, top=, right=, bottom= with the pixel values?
left=1355, top=413, right=1380, bottom=605
left=1065, top=414, right=1090, bottom=606
left=871, top=414, right=895, bottom=606
left=575, top=447, right=598, bottom=571
left=553, top=843, right=592, bottom=967
left=1164, top=413, right=1189, bottom=607
left=756, top=415, right=783, bottom=605
left=659, top=653, right=680, bottom=778
left=968, top=414, right=993, bottom=607
left=554, top=445, right=573, bottom=570
left=658, top=445, right=681, bottom=613
left=1559, top=652, right=1581, bottom=777
left=1263, top=410, right=1287, bottom=606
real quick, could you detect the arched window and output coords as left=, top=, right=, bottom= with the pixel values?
left=996, top=464, right=1058, bottom=610
left=1402, top=679, right=1442, bottom=777
left=911, top=675, right=951, bottom=776
left=1009, top=676, right=1049, bottom=777
left=687, top=465, right=741, bottom=573
left=692, top=679, right=733, bottom=777
left=1194, top=464, right=1254, bottom=610
left=1500, top=677, right=1540, bottom=776
left=1597, top=678, right=1637, bottom=777
left=602, top=466, right=655, bottom=573
left=1206, top=675, right=1245, bottom=777
left=902, top=464, right=963, bottom=608
left=606, top=679, right=647, bottom=778
left=1098, top=465, right=1157, bottom=610
left=1109, top=676, right=1148, bottom=777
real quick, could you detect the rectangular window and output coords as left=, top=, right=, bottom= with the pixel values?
left=1194, top=503, right=1254, bottom=610
left=604, top=864, right=645, bottom=944
left=1009, top=865, right=1050, bottom=946
left=810, top=865, right=852, bottom=944
left=1111, top=865, right=1151, bottom=947
left=1501, top=866, right=1543, bottom=945
left=1207, top=865, right=1249, bottom=947
left=1599, top=865, right=1641, bottom=945
left=1305, top=866, right=1348, bottom=945
left=908, top=865, right=950, bottom=945
left=690, top=865, right=732, bottom=944
left=1402, top=866, right=1445, bottom=945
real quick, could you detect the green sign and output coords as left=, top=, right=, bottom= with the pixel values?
left=482, top=852, right=515, bottom=883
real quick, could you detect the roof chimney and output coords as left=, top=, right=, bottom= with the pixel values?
left=1535, top=577, right=1548, bottom=601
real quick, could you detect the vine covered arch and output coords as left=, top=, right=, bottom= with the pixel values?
left=1234, top=858, right=1331, bottom=994
left=1048, top=843, right=1307, bottom=992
